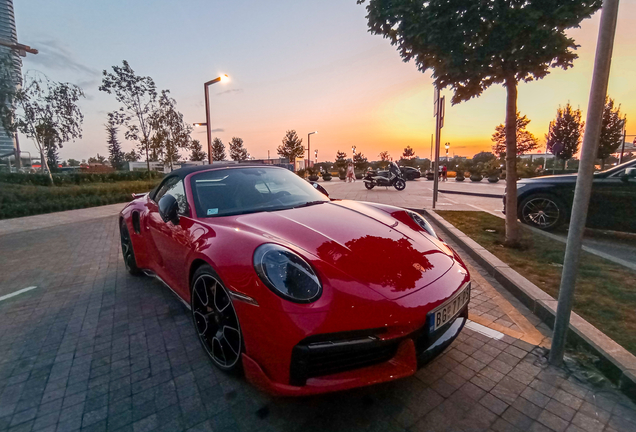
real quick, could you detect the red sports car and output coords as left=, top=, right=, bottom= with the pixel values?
left=119, top=164, right=470, bottom=396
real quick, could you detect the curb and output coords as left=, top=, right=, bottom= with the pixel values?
left=421, top=208, right=636, bottom=402
left=437, top=189, right=503, bottom=199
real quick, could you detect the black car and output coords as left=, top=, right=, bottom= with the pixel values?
left=505, top=159, right=636, bottom=232
left=400, top=166, right=421, bottom=180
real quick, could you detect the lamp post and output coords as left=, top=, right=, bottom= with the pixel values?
left=308, top=131, right=317, bottom=169
left=199, top=74, right=229, bottom=164
left=314, top=149, right=318, bottom=165
left=444, top=142, right=450, bottom=161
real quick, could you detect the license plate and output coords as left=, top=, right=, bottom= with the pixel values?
left=428, top=283, right=470, bottom=332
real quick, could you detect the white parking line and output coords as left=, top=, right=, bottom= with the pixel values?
left=0, top=286, right=37, bottom=302
left=465, top=320, right=505, bottom=340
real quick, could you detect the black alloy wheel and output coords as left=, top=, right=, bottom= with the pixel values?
left=364, top=182, right=375, bottom=190
left=519, top=194, right=565, bottom=231
left=191, top=266, right=243, bottom=372
left=120, top=223, right=141, bottom=276
left=394, top=179, right=406, bottom=191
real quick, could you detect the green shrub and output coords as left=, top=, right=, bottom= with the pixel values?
left=0, top=171, right=163, bottom=187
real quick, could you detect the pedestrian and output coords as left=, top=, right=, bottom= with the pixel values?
left=442, top=165, right=447, bottom=182
left=438, top=164, right=443, bottom=180
left=346, top=162, right=356, bottom=183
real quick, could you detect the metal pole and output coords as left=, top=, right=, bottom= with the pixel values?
left=549, top=0, right=620, bottom=366
left=619, top=117, right=627, bottom=164
left=432, top=99, right=441, bottom=208
left=307, top=133, right=310, bottom=169
left=204, top=83, right=212, bottom=164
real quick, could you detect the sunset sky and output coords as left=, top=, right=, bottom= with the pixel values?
left=14, top=0, right=636, bottom=162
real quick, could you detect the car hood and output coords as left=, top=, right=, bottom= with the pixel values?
left=231, top=201, right=456, bottom=300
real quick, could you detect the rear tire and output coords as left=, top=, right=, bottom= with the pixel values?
left=364, top=182, right=375, bottom=190
left=518, top=194, right=565, bottom=231
left=394, top=179, right=406, bottom=191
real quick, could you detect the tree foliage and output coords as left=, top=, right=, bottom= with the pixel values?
left=491, top=113, right=538, bottom=157
left=229, top=137, right=249, bottom=161
left=473, top=151, right=496, bottom=164
left=67, top=158, right=80, bottom=167
left=124, top=150, right=140, bottom=162
left=353, top=153, right=368, bottom=171
left=597, top=97, right=625, bottom=168
left=148, top=90, right=192, bottom=169
left=190, top=139, right=207, bottom=162
left=335, top=150, right=347, bottom=171
left=358, top=0, right=601, bottom=246
left=88, top=154, right=108, bottom=164
left=277, top=130, right=304, bottom=163
left=402, top=146, right=415, bottom=159
left=211, top=137, right=226, bottom=162
left=546, top=103, right=584, bottom=163
left=0, top=70, right=84, bottom=183
left=106, top=116, right=125, bottom=170
left=99, top=60, right=158, bottom=171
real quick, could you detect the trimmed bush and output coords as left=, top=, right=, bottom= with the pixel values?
left=0, top=171, right=163, bottom=187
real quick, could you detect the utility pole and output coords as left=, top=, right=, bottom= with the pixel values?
left=618, top=117, right=626, bottom=164
left=432, top=87, right=444, bottom=208
left=549, top=0, right=621, bottom=366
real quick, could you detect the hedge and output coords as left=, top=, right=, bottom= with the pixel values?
left=0, top=179, right=161, bottom=219
left=0, top=170, right=163, bottom=187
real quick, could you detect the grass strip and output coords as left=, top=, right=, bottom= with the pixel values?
left=436, top=210, right=636, bottom=355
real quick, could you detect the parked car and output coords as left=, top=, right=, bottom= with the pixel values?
left=504, top=159, right=636, bottom=232
left=401, top=166, right=421, bottom=180
left=120, top=164, right=470, bottom=395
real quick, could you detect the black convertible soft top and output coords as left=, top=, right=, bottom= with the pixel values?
left=165, top=162, right=286, bottom=181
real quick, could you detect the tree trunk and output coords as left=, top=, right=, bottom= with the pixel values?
left=145, top=142, right=150, bottom=172
left=601, top=158, right=605, bottom=170
left=504, top=77, right=520, bottom=246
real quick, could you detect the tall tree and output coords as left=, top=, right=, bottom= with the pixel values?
left=491, top=113, right=539, bottom=158
left=0, top=71, right=84, bottom=184
left=106, top=116, right=125, bottom=170
left=359, top=0, right=601, bottom=246
left=335, top=150, right=348, bottom=171
left=211, top=137, right=226, bottom=162
left=99, top=60, right=158, bottom=171
left=277, top=130, right=304, bottom=163
left=149, top=90, right=192, bottom=170
left=190, top=139, right=207, bottom=161
left=597, top=97, right=625, bottom=169
left=546, top=103, right=584, bottom=167
left=402, top=146, right=415, bottom=160
left=353, top=153, right=368, bottom=171
left=229, top=137, right=249, bottom=161
left=379, top=150, right=391, bottom=168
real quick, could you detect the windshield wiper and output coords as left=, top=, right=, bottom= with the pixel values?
left=293, top=200, right=328, bottom=209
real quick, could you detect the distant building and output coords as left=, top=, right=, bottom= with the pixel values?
left=0, top=0, right=22, bottom=158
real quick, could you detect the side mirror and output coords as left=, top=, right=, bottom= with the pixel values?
left=158, top=194, right=180, bottom=224
left=311, top=182, right=329, bottom=197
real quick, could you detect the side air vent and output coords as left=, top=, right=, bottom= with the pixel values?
left=132, top=212, right=141, bottom=234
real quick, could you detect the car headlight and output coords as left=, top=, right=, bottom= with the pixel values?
left=253, top=244, right=322, bottom=303
left=407, top=211, right=438, bottom=238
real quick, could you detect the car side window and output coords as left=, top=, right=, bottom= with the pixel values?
left=153, top=177, right=179, bottom=202
left=163, top=180, right=188, bottom=215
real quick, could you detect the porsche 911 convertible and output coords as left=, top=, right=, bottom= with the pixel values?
left=119, top=164, right=470, bottom=395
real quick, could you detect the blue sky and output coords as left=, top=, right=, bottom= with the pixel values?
left=14, top=0, right=636, bottom=162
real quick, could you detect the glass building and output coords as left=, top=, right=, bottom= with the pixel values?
left=0, top=0, right=21, bottom=158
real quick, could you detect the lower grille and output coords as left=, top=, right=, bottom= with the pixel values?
left=290, top=329, right=398, bottom=386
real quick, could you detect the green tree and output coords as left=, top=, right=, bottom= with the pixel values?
left=402, top=146, right=415, bottom=160
left=124, top=150, right=140, bottom=162
left=229, top=137, right=249, bottom=161
left=597, top=97, right=625, bottom=169
left=211, top=137, right=226, bottom=161
left=190, top=139, right=207, bottom=161
left=491, top=113, right=539, bottom=158
left=353, top=153, right=368, bottom=171
left=359, top=0, right=601, bottom=246
left=0, top=71, right=84, bottom=184
left=149, top=90, right=192, bottom=170
left=473, top=151, right=496, bottom=164
left=88, top=154, right=108, bottom=164
left=99, top=60, right=158, bottom=171
left=277, top=130, right=304, bottom=163
left=379, top=151, right=391, bottom=168
left=106, top=116, right=125, bottom=170
left=335, top=150, right=347, bottom=171
left=546, top=103, right=584, bottom=167
left=67, top=158, right=80, bottom=167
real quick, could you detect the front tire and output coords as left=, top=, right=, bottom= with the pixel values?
left=120, top=223, right=142, bottom=276
left=394, top=179, right=406, bottom=191
left=519, top=194, right=565, bottom=231
left=191, top=265, right=243, bottom=373
left=364, top=182, right=375, bottom=190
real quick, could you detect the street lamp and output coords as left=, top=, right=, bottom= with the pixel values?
left=444, top=142, right=450, bottom=160
left=314, top=149, right=318, bottom=165
left=352, top=146, right=356, bottom=158
left=308, top=131, right=317, bottom=169
left=198, top=74, right=229, bottom=164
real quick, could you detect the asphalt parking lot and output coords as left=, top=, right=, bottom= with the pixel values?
left=1, top=204, right=636, bottom=432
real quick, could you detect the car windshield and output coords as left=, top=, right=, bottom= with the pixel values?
left=190, top=167, right=330, bottom=218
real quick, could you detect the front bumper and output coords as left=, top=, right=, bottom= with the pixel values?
left=242, top=305, right=468, bottom=396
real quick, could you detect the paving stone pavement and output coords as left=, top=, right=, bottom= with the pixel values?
left=1, top=213, right=636, bottom=432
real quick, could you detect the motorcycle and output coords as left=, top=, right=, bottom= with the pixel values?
left=363, top=162, right=406, bottom=191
